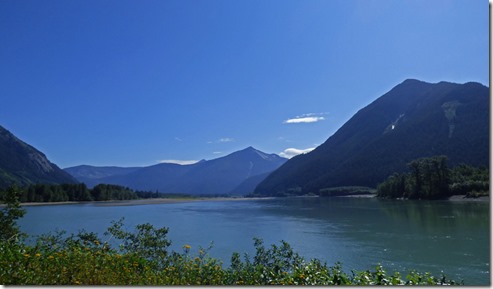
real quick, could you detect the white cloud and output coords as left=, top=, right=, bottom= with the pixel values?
left=208, top=137, right=235, bottom=144
left=284, top=116, right=325, bottom=124
left=279, top=147, right=315, bottom=159
left=218, top=137, right=234, bottom=142
left=283, top=113, right=327, bottom=124
left=159, top=159, right=199, bottom=165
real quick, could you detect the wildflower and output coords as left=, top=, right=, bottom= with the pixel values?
left=35, top=253, right=41, bottom=257
left=183, top=244, right=191, bottom=250
left=94, top=240, right=100, bottom=246
left=23, top=253, right=30, bottom=258
left=48, top=255, right=54, bottom=259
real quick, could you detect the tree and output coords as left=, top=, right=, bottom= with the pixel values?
left=0, top=185, right=26, bottom=242
left=377, top=156, right=452, bottom=200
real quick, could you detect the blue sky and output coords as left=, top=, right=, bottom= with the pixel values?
left=0, top=0, right=488, bottom=168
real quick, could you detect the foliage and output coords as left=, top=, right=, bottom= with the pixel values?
left=0, top=182, right=227, bottom=204
left=406, top=156, right=450, bottom=199
left=91, top=184, right=138, bottom=201
left=319, top=186, right=376, bottom=197
left=449, top=164, right=489, bottom=196
left=0, top=183, right=173, bottom=204
left=0, top=190, right=465, bottom=285
left=377, top=156, right=489, bottom=200
left=105, top=218, right=171, bottom=270
left=0, top=185, right=26, bottom=242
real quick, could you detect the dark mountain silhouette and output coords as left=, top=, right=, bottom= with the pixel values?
left=65, top=147, right=287, bottom=195
left=254, top=79, right=489, bottom=196
left=0, top=125, right=77, bottom=188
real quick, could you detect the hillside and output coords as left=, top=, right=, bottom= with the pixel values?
left=65, top=147, right=287, bottom=195
left=64, top=165, right=142, bottom=188
left=0, top=125, right=77, bottom=188
left=254, top=79, right=489, bottom=196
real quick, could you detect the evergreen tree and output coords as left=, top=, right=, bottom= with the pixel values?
left=0, top=185, right=26, bottom=242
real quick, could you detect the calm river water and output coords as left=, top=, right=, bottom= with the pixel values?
left=18, top=197, right=489, bottom=285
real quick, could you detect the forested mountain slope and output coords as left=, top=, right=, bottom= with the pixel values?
left=254, top=79, right=489, bottom=196
left=0, top=125, right=77, bottom=188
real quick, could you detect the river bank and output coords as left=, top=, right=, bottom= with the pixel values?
left=15, top=193, right=488, bottom=207
left=18, top=196, right=275, bottom=207
left=338, top=193, right=489, bottom=201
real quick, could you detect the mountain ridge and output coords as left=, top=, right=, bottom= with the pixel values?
left=254, top=79, right=489, bottom=196
left=65, top=146, right=287, bottom=195
left=0, top=125, right=77, bottom=188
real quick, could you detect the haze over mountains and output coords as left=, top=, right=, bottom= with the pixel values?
left=65, top=147, right=287, bottom=195
left=254, top=79, right=489, bottom=196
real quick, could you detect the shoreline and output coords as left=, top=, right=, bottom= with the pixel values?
left=15, top=194, right=489, bottom=207
left=18, top=196, right=275, bottom=207
left=448, top=195, right=489, bottom=202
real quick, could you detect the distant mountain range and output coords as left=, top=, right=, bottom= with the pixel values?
left=65, top=147, right=287, bottom=195
left=1, top=79, right=488, bottom=198
left=254, top=79, right=489, bottom=196
left=0, top=125, right=77, bottom=189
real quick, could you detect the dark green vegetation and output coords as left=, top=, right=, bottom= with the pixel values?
left=0, top=187, right=462, bottom=285
left=0, top=183, right=192, bottom=203
left=255, top=80, right=489, bottom=196
left=65, top=147, right=287, bottom=195
left=319, top=186, right=376, bottom=197
left=377, top=156, right=489, bottom=200
left=0, top=125, right=76, bottom=189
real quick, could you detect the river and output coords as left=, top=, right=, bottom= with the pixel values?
left=18, top=197, right=489, bottom=285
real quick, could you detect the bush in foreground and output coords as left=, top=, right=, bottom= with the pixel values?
left=0, top=218, right=462, bottom=285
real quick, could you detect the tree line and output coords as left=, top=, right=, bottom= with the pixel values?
left=376, top=155, right=489, bottom=199
left=0, top=183, right=167, bottom=203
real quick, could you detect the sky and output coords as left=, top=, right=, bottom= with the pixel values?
left=0, top=0, right=489, bottom=168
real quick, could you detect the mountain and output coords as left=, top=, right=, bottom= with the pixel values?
left=0, top=125, right=77, bottom=189
left=63, top=165, right=142, bottom=188
left=254, top=79, right=489, bottom=196
left=65, top=147, right=287, bottom=195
